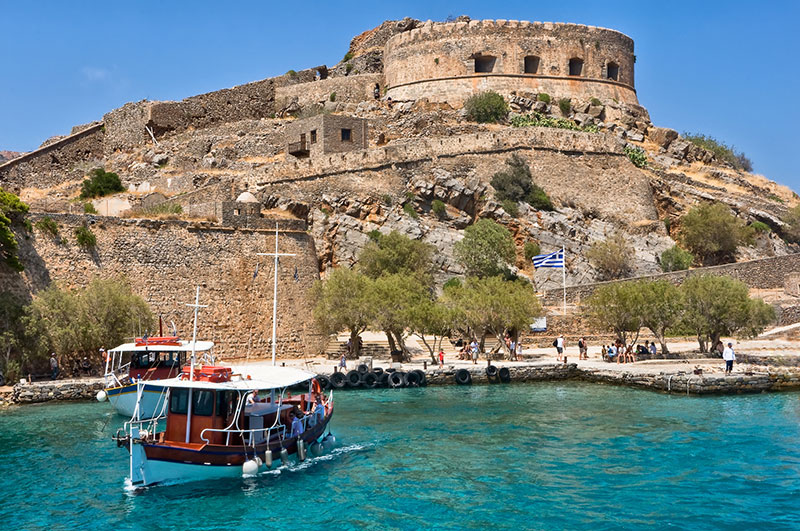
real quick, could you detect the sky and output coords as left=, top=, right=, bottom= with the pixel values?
left=2, top=0, right=799, bottom=189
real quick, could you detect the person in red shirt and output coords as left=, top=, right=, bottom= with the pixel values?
left=438, top=349, right=444, bottom=368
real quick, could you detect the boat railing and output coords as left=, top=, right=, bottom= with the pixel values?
left=104, top=362, right=131, bottom=388
left=199, top=424, right=288, bottom=445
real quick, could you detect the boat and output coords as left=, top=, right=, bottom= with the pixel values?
left=114, top=363, right=334, bottom=487
left=100, top=337, right=215, bottom=418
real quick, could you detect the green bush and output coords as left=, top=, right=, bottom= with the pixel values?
left=35, top=216, right=59, bottom=237
left=749, top=221, right=772, bottom=233
left=367, top=229, right=382, bottom=242
left=286, top=69, right=297, bottom=77
left=558, top=98, right=572, bottom=115
left=490, top=154, right=553, bottom=211
left=0, top=188, right=29, bottom=271
left=381, top=194, right=392, bottom=206
left=403, top=203, right=419, bottom=219
left=501, top=199, right=519, bottom=217
left=659, top=245, right=694, bottom=272
left=624, top=145, right=648, bottom=168
left=510, top=112, right=597, bottom=133
left=83, top=202, right=98, bottom=214
left=587, top=233, right=634, bottom=280
left=74, top=225, right=96, bottom=249
left=431, top=199, right=446, bottom=218
left=343, top=51, right=354, bottom=62
left=345, top=63, right=353, bottom=74
left=329, top=92, right=337, bottom=102
left=680, top=202, right=754, bottom=264
left=79, top=168, right=124, bottom=200
left=683, top=133, right=752, bottom=172
left=443, top=277, right=462, bottom=291
left=537, top=93, right=551, bottom=103
left=523, top=241, right=541, bottom=261
left=590, top=97, right=602, bottom=106
left=463, top=91, right=509, bottom=123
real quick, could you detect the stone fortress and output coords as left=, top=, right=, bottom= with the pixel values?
left=384, top=19, right=638, bottom=106
left=1, top=16, right=798, bottom=358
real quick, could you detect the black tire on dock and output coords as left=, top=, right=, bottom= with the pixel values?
left=386, top=368, right=396, bottom=373
left=498, top=367, right=511, bottom=383
left=317, top=375, right=330, bottom=390
left=330, top=372, right=346, bottom=389
left=378, top=372, right=390, bottom=387
left=389, top=371, right=405, bottom=388
left=486, top=365, right=498, bottom=380
left=357, top=363, right=369, bottom=374
left=372, top=367, right=384, bottom=377
left=404, top=371, right=421, bottom=387
left=346, top=370, right=362, bottom=387
left=455, top=369, right=472, bottom=385
left=362, top=372, right=378, bottom=388
left=412, top=369, right=427, bottom=387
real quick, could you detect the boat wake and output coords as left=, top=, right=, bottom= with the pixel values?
left=257, top=443, right=370, bottom=476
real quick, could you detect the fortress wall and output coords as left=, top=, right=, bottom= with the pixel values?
left=276, top=74, right=382, bottom=108
left=0, top=124, right=105, bottom=193
left=259, top=127, right=624, bottom=184
left=1, top=215, right=326, bottom=358
left=542, top=254, right=800, bottom=306
left=384, top=19, right=636, bottom=105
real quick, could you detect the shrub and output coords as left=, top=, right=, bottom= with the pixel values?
left=537, top=93, right=551, bottom=103
left=590, top=97, right=602, bottom=106
left=286, top=69, right=297, bottom=77
left=443, top=277, right=462, bottom=291
left=125, top=203, right=183, bottom=219
left=683, top=132, right=752, bottom=171
left=345, top=63, right=353, bottom=74
left=463, top=91, right=508, bottom=123
left=434, top=57, right=439, bottom=65
left=587, top=233, right=634, bottom=280
left=381, top=194, right=392, bottom=206
left=35, top=216, right=59, bottom=237
left=83, top=202, right=98, bottom=214
left=343, top=51, right=353, bottom=62
left=431, top=199, right=446, bottom=218
left=558, top=98, right=572, bottom=115
left=523, top=241, right=541, bottom=261
left=749, top=221, right=772, bottom=233
left=367, top=229, right=382, bottom=242
left=0, top=188, right=29, bottom=271
left=510, top=112, right=596, bottom=133
left=79, top=168, right=124, bottom=199
left=680, top=202, right=754, bottom=264
left=490, top=154, right=553, bottom=211
left=659, top=245, right=693, bottom=272
left=74, top=225, right=96, bottom=249
left=453, top=218, right=516, bottom=278
left=329, top=92, right=337, bottom=102
left=782, top=205, right=800, bottom=243
left=403, top=203, right=419, bottom=219
left=501, top=199, right=519, bottom=217
left=624, top=145, right=648, bottom=168
left=23, top=219, right=32, bottom=233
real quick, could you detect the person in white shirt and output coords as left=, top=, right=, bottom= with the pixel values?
left=555, top=335, right=565, bottom=361
left=722, top=342, right=735, bottom=374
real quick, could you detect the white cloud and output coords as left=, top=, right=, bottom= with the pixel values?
left=81, top=66, right=111, bottom=82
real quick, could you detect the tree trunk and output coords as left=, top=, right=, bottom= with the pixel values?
left=415, top=333, right=437, bottom=363
left=349, top=329, right=361, bottom=359
left=710, top=332, right=721, bottom=356
left=393, top=330, right=411, bottom=362
left=697, top=334, right=707, bottom=353
left=495, top=332, right=513, bottom=360
left=479, top=331, right=486, bottom=354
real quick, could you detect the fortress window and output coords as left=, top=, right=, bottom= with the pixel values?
left=310, top=130, right=317, bottom=144
left=474, top=55, right=496, bottom=73
left=606, top=62, right=619, bottom=81
left=524, top=56, right=540, bottom=74
left=569, top=58, right=584, bottom=76
left=341, top=128, right=352, bottom=141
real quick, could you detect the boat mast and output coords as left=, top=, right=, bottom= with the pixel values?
left=184, top=286, right=207, bottom=443
left=257, top=223, right=295, bottom=366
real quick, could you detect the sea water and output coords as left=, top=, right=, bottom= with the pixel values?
left=1, top=383, right=799, bottom=530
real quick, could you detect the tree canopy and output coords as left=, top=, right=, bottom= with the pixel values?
left=358, top=230, right=434, bottom=286
left=311, top=268, right=375, bottom=357
left=679, top=202, right=753, bottom=265
left=454, top=218, right=516, bottom=278
left=637, top=279, right=684, bottom=354
left=0, top=188, right=30, bottom=271
left=587, top=233, right=633, bottom=280
left=584, top=281, right=644, bottom=346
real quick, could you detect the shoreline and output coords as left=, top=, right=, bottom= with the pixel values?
left=5, top=360, right=800, bottom=407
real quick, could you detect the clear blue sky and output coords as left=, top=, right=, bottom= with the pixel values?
left=2, top=0, right=798, bottom=190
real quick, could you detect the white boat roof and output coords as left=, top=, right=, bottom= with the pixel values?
left=109, top=340, right=214, bottom=353
left=142, top=365, right=316, bottom=391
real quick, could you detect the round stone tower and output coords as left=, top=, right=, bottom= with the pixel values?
left=384, top=19, right=638, bottom=105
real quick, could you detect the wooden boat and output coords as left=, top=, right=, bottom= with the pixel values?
left=100, top=339, right=215, bottom=417
left=115, top=364, right=333, bottom=487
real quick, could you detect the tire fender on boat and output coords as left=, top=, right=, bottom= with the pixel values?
left=280, top=448, right=290, bottom=465
left=242, top=459, right=259, bottom=476
left=297, top=440, right=307, bottom=462
left=264, top=450, right=273, bottom=468
left=455, top=369, right=472, bottom=385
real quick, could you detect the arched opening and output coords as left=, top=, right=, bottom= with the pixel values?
left=568, top=58, right=583, bottom=76
left=524, top=56, right=540, bottom=74
left=474, top=55, right=496, bottom=73
left=606, top=62, right=619, bottom=81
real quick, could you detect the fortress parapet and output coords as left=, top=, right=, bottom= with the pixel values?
left=384, top=19, right=638, bottom=105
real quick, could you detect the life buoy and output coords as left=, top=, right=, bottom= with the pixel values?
left=312, top=378, right=322, bottom=396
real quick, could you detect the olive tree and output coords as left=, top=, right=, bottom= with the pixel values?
left=369, top=273, right=428, bottom=360
left=680, top=275, right=774, bottom=352
left=584, top=281, right=644, bottom=346
left=637, top=279, right=684, bottom=354
left=453, top=219, right=516, bottom=278
left=406, top=298, right=457, bottom=363
left=679, top=202, right=754, bottom=265
left=311, top=268, right=374, bottom=358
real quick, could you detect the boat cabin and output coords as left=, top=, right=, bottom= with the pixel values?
left=104, top=339, right=215, bottom=389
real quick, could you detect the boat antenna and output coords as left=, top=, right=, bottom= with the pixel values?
left=257, top=223, right=295, bottom=366
left=186, top=286, right=207, bottom=381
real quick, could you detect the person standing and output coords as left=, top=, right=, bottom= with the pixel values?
left=555, top=335, right=565, bottom=361
left=470, top=339, right=479, bottom=364
left=49, top=354, right=59, bottom=380
left=339, top=352, right=347, bottom=372
left=516, top=341, right=523, bottom=361
left=438, top=349, right=445, bottom=369
left=578, top=337, right=588, bottom=360
left=723, top=342, right=735, bottom=375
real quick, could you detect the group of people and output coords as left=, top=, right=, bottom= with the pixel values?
left=246, top=390, right=326, bottom=439
left=552, top=335, right=589, bottom=361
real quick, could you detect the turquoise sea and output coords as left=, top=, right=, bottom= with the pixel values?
left=1, top=382, right=800, bottom=530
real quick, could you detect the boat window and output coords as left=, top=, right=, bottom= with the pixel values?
left=170, top=388, right=189, bottom=414
left=193, top=390, right=215, bottom=416
left=216, top=391, right=233, bottom=417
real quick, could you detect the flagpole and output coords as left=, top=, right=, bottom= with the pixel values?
left=561, top=247, right=566, bottom=316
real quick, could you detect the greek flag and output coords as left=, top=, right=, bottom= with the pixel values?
left=532, top=249, right=565, bottom=268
